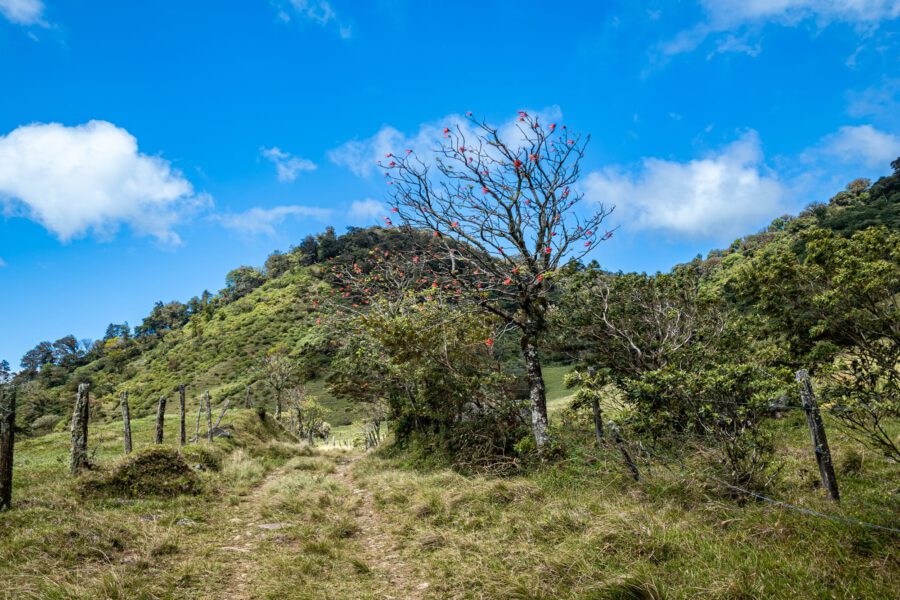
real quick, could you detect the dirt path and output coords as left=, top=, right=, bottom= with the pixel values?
left=331, top=454, right=430, bottom=600
left=205, top=451, right=428, bottom=599
left=213, top=464, right=297, bottom=600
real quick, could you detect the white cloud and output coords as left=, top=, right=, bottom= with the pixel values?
left=348, top=198, right=386, bottom=224
left=585, top=131, right=785, bottom=239
left=700, top=0, right=900, bottom=28
left=660, top=0, right=900, bottom=58
left=0, top=121, right=206, bottom=245
left=329, top=106, right=564, bottom=178
left=848, top=78, right=900, bottom=120
left=818, top=124, right=900, bottom=167
left=0, top=257, right=6, bottom=268
left=275, top=0, right=351, bottom=38
left=260, top=146, right=317, bottom=182
left=214, top=205, right=330, bottom=237
left=0, top=0, right=44, bottom=25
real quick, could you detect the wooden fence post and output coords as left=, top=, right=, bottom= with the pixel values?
left=0, top=385, right=16, bottom=511
left=155, top=396, right=167, bottom=444
left=193, top=399, right=203, bottom=442
left=178, top=385, right=186, bottom=447
left=205, top=391, right=213, bottom=443
left=796, top=370, right=840, bottom=502
left=213, top=398, right=231, bottom=433
left=121, top=391, right=132, bottom=454
left=70, top=383, right=90, bottom=475
left=608, top=421, right=640, bottom=482
left=587, top=367, right=603, bottom=445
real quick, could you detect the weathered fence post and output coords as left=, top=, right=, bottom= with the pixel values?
left=121, top=391, right=133, bottom=454
left=587, top=367, right=603, bottom=445
left=608, top=421, right=640, bottom=482
left=213, top=398, right=231, bottom=434
left=179, top=385, right=186, bottom=447
left=70, top=383, right=90, bottom=474
left=155, top=395, right=167, bottom=444
left=205, top=391, right=213, bottom=443
left=0, top=385, right=16, bottom=511
left=796, top=370, right=840, bottom=502
left=193, top=399, right=203, bottom=442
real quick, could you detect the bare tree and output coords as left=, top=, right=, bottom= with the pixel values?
left=258, top=347, right=295, bottom=420
left=377, top=111, right=613, bottom=450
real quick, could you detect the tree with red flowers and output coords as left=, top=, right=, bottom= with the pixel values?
left=377, top=111, right=614, bottom=451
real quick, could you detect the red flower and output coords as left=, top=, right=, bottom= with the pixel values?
left=537, top=274, right=544, bottom=283
left=385, top=152, right=393, bottom=158
left=466, top=111, right=473, bottom=117
left=485, top=338, right=494, bottom=347
left=443, top=127, right=450, bottom=135
left=503, top=277, right=512, bottom=285
left=545, top=247, right=552, bottom=255
left=451, top=221, right=459, bottom=228
left=529, top=153, right=538, bottom=162
left=514, top=159, right=522, bottom=169
left=549, top=123, right=557, bottom=131
left=482, top=186, right=489, bottom=194
left=391, top=207, right=399, bottom=213
left=406, top=148, right=413, bottom=154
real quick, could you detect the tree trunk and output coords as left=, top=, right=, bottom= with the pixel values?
left=121, top=391, right=132, bottom=455
left=520, top=333, right=550, bottom=452
left=275, top=391, right=282, bottom=421
left=178, top=385, right=186, bottom=447
left=0, top=385, right=16, bottom=511
left=70, top=383, right=90, bottom=475
left=155, top=395, right=167, bottom=444
left=796, top=370, right=840, bottom=502
left=205, top=391, right=213, bottom=443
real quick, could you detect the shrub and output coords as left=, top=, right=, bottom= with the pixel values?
left=79, top=447, right=202, bottom=498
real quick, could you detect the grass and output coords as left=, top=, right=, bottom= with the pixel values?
left=1, top=394, right=897, bottom=599
left=543, top=364, right=575, bottom=413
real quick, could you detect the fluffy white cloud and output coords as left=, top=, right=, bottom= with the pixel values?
left=275, top=0, right=351, bottom=39
left=585, top=132, right=785, bottom=239
left=214, top=205, right=330, bottom=237
left=818, top=124, right=900, bottom=167
left=348, top=198, right=386, bottom=224
left=329, top=106, right=564, bottom=178
left=0, top=0, right=44, bottom=25
left=660, top=0, right=900, bottom=57
left=0, top=120, right=205, bottom=245
left=260, top=146, right=317, bottom=182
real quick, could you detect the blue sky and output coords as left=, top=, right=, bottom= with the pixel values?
left=1, top=0, right=899, bottom=365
